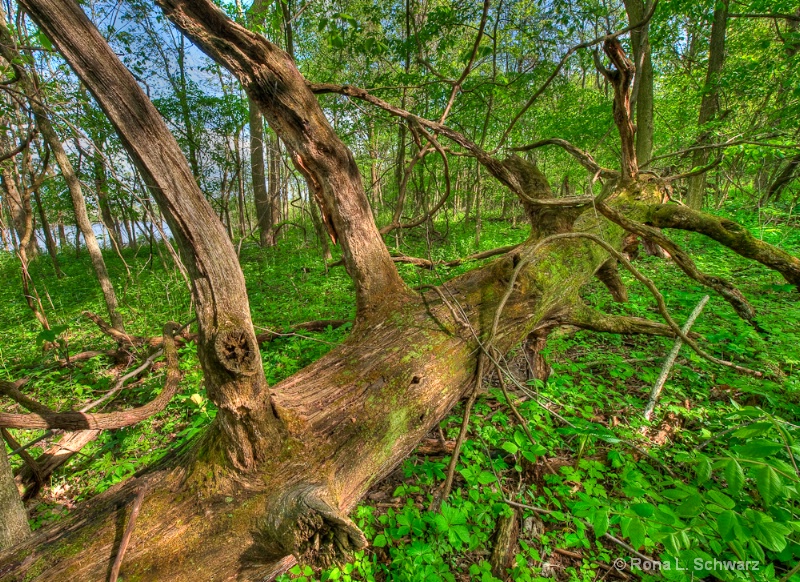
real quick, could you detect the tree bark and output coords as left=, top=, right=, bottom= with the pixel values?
left=153, top=0, right=406, bottom=318
left=686, top=0, right=729, bottom=208
left=250, top=102, right=274, bottom=247
left=623, top=0, right=654, bottom=166
left=0, top=131, right=37, bottom=259
left=0, top=441, right=29, bottom=551
left=17, top=0, right=282, bottom=473
left=92, top=138, right=123, bottom=254
left=32, top=188, right=62, bottom=278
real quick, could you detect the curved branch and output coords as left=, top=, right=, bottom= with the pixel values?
left=562, top=303, right=685, bottom=337
left=0, top=323, right=181, bottom=430
left=381, top=121, right=453, bottom=235
left=438, top=0, right=491, bottom=123
left=511, top=138, right=618, bottom=178
left=663, top=156, right=723, bottom=182
left=646, top=204, right=800, bottom=288
left=0, top=128, right=35, bottom=162
left=596, top=201, right=758, bottom=324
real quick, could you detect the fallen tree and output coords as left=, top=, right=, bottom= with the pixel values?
left=0, top=1, right=798, bottom=580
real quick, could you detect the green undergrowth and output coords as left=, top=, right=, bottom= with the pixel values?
left=1, top=204, right=799, bottom=580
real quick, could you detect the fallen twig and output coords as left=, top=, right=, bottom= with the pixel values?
left=109, top=486, right=146, bottom=582
left=644, top=295, right=709, bottom=421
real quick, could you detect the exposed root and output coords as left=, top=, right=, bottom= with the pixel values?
left=265, top=486, right=367, bottom=567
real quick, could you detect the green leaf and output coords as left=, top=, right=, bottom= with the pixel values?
left=695, top=456, right=712, bottom=484
left=732, top=422, right=773, bottom=438
left=631, top=503, right=655, bottom=518
left=501, top=442, right=518, bottom=455
left=477, top=471, right=496, bottom=485
left=676, top=495, right=704, bottom=518
left=372, top=534, right=387, bottom=547
left=626, top=517, right=646, bottom=549
left=661, top=488, right=690, bottom=501
left=36, top=30, right=53, bottom=50
left=591, top=509, right=609, bottom=538
left=716, top=510, right=739, bottom=542
left=754, top=465, right=783, bottom=505
left=752, top=515, right=790, bottom=552
left=705, top=489, right=735, bottom=510
left=723, top=460, right=745, bottom=495
left=732, top=440, right=783, bottom=458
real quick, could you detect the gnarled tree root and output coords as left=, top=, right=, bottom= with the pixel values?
left=261, top=486, right=367, bottom=568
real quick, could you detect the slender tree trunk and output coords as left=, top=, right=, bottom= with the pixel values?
left=623, top=0, right=654, bottom=166
left=56, top=213, right=67, bottom=249
left=763, top=152, right=800, bottom=204
left=267, top=132, right=282, bottom=242
left=177, top=34, right=201, bottom=183
left=32, top=188, right=62, bottom=277
left=0, top=133, right=37, bottom=258
left=250, top=102, right=274, bottom=247
left=234, top=127, right=247, bottom=238
left=687, top=0, right=729, bottom=208
left=92, top=139, right=123, bottom=253
left=308, top=187, right=332, bottom=260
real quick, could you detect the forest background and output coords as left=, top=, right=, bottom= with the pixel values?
left=1, top=0, right=800, bottom=580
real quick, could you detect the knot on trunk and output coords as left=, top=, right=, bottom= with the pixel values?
left=214, top=329, right=258, bottom=375
left=263, top=485, right=367, bottom=567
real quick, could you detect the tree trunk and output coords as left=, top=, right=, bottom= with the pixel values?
left=32, top=188, right=62, bottom=278
left=0, top=134, right=37, bottom=259
left=308, top=187, right=332, bottom=260
left=267, top=132, right=282, bottom=242
left=92, top=139, right=123, bottom=254
left=18, top=0, right=281, bottom=475
left=56, top=213, right=67, bottom=250
left=0, top=442, right=29, bottom=551
left=250, top=101, right=274, bottom=247
left=763, top=152, right=800, bottom=204
left=623, top=0, right=654, bottom=166
left=686, top=0, right=729, bottom=209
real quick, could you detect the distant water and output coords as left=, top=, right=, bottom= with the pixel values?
left=1, top=222, right=173, bottom=251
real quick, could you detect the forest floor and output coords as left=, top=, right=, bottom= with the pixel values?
left=1, top=201, right=799, bottom=582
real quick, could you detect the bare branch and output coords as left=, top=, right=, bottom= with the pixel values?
left=438, top=0, right=491, bottom=123
left=494, top=0, right=659, bottom=151
left=0, top=323, right=182, bottom=430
